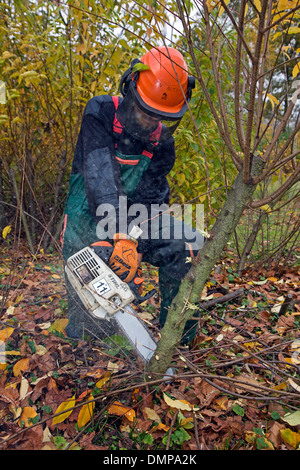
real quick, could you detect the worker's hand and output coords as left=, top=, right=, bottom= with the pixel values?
left=108, top=233, right=139, bottom=283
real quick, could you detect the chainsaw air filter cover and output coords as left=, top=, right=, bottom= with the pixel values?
left=65, top=247, right=135, bottom=320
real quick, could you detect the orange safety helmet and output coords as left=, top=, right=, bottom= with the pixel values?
left=137, top=47, right=190, bottom=117
left=117, top=47, right=195, bottom=142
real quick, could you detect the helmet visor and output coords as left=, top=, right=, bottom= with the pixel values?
left=116, top=84, right=182, bottom=143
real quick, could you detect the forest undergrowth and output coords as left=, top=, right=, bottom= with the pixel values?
left=0, top=243, right=299, bottom=451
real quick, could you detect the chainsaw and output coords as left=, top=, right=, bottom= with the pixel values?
left=64, top=228, right=174, bottom=377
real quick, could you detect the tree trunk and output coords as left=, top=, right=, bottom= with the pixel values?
left=148, top=154, right=265, bottom=376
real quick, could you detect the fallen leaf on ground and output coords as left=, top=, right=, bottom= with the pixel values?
left=108, top=401, right=136, bottom=422
left=18, top=406, right=37, bottom=427
left=52, top=395, right=76, bottom=425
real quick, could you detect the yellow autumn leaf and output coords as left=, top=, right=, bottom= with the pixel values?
left=244, top=341, right=261, bottom=350
left=108, top=401, right=136, bottom=422
left=78, top=396, right=95, bottom=428
left=0, top=327, right=14, bottom=342
left=292, top=62, right=300, bottom=79
left=267, top=93, right=279, bottom=110
left=152, top=422, right=170, bottom=432
left=287, top=27, right=300, bottom=35
left=18, top=406, right=37, bottom=427
left=245, top=430, right=274, bottom=449
left=52, top=395, right=76, bottom=425
left=0, top=350, right=21, bottom=356
left=2, top=225, right=11, bottom=239
left=272, top=381, right=287, bottom=390
left=254, top=0, right=261, bottom=12
left=48, top=318, right=69, bottom=334
left=277, top=0, right=298, bottom=11
left=95, top=372, right=111, bottom=389
left=163, top=393, right=197, bottom=412
left=206, top=0, right=219, bottom=13
left=180, top=417, right=194, bottom=429
left=13, top=358, right=30, bottom=377
left=245, top=430, right=256, bottom=445
left=143, top=407, right=161, bottom=423
left=177, top=173, right=185, bottom=185
left=280, top=428, right=300, bottom=449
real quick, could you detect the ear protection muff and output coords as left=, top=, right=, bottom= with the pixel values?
left=187, top=76, right=196, bottom=100
left=119, top=59, right=141, bottom=97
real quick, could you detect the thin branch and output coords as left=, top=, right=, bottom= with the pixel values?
left=233, top=0, right=247, bottom=152
left=253, top=96, right=299, bottom=184
left=243, top=0, right=269, bottom=183
left=204, top=4, right=240, bottom=162
left=219, top=0, right=254, bottom=63
left=176, top=0, right=242, bottom=169
left=254, top=0, right=273, bottom=150
left=250, top=164, right=300, bottom=208
left=268, top=150, right=300, bottom=177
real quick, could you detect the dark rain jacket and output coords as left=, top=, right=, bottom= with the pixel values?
left=62, top=95, right=176, bottom=259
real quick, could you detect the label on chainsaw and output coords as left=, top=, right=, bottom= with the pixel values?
left=92, top=278, right=111, bottom=296
left=107, top=272, right=129, bottom=292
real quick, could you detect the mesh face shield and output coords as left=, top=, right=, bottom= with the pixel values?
left=116, top=83, right=182, bottom=144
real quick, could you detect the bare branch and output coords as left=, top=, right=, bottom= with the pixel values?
left=243, top=0, right=269, bottom=183
left=233, top=0, right=247, bottom=152
left=219, top=0, right=254, bottom=63
left=202, top=1, right=243, bottom=167
left=176, top=0, right=242, bottom=169
left=253, top=97, right=298, bottom=185
left=250, top=164, right=300, bottom=208
left=254, top=0, right=273, bottom=150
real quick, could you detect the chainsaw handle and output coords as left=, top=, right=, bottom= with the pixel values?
left=128, top=277, right=157, bottom=305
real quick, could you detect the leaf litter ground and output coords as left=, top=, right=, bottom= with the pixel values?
left=0, top=244, right=299, bottom=450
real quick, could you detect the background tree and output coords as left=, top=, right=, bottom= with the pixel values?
left=0, top=0, right=165, bottom=251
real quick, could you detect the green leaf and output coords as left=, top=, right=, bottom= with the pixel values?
left=132, top=63, right=150, bottom=73
left=143, top=434, right=154, bottom=445
left=103, top=334, right=133, bottom=356
left=53, top=435, right=68, bottom=450
left=256, top=436, right=273, bottom=450
left=233, top=404, right=245, bottom=417
left=271, top=411, right=281, bottom=421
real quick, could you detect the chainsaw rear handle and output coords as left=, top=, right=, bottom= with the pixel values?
left=128, top=278, right=157, bottom=305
